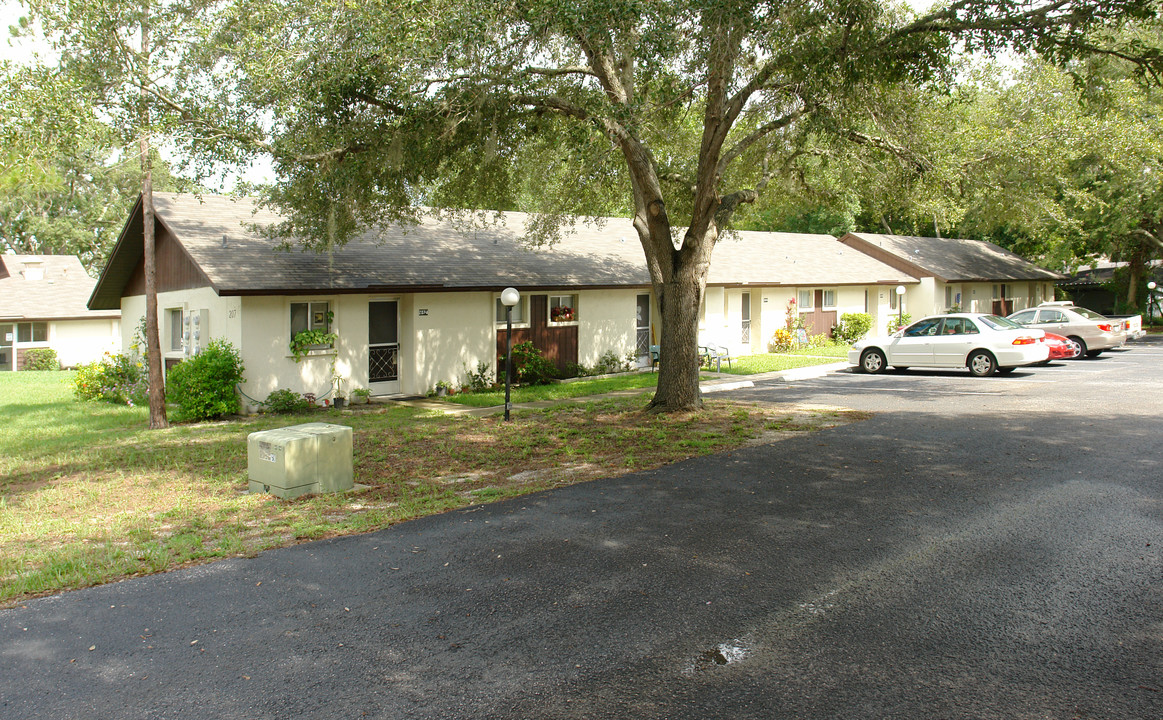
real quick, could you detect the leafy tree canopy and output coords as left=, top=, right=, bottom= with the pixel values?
left=0, top=62, right=184, bottom=271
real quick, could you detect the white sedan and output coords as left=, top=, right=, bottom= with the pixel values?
left=848, top=313, right=1049, bottom=377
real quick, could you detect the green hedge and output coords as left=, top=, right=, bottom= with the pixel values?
left=24, top=348, right=60, bottom=371
left=165, top=339, right=246, bottom=421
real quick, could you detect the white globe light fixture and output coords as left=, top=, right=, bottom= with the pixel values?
left=500, top=288, right=520, bottom=421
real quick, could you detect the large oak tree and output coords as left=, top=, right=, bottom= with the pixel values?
left=205, top=0, right=1160, bottom=411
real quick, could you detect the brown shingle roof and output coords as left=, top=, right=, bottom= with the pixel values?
left=91, top=193, right=917, bottom=307
left=839, top=232, right=1064, bottom=283
left=0, top=255, right=119, bottom=321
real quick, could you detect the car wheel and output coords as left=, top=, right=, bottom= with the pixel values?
left=1085, top=349, right=1103, bottom=358
left=1066, top=336, right=1086, bottom=358
left=967, top=350, right=997, bottom=377
left=860, top=348, right=887, bottom=374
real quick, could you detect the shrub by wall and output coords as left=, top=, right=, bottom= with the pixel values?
left=24, top=348, right=60, bottom=371
left=836, top=313, right=873, bottom=343
left=165, top=339, right=246, bottom=421
left=262, top=388, right=312, bottom=414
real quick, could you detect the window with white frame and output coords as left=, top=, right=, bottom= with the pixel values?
left=290, top=301, right=333, bottom=348
left=167, top=308, right=184, bottom=352
left=495, top=295, right=526, bottom=324
left=889, top=289, right=898, bottom=310
left=797, top=289, right=813, bottom=309
left=16, top=322, right=47, bottom=343
left=822, top=289, right=836, bottom=308
left=549, top=294, right=578, bottom=323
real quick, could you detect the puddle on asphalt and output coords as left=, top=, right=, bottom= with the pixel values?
left=688, top=640, right=751, bottom=672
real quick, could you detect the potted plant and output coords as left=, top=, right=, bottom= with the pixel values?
left=332, top=375, right=346, bottom=409
left=350, top=388, right=371, bottom=405
left=434, top=380, right=451, bottom=397
left=289, top=328, right=338, bottom=361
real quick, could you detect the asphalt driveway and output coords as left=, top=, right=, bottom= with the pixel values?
left=2, top=339, right=1161, bottom=719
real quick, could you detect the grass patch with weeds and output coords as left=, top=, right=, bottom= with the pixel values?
left=1, top=371, right=865, bottom=606
left=444, top=372, right=661, bottom=406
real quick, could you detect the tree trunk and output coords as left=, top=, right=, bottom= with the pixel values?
left=140, top=10, right=168, bottom=430
left=645, top=225, right=716, bottom=413
left=650, top=273, right=704, bottom=412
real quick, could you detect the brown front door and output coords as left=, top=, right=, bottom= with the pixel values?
left=801, top=290, right=838, bottom=337
left=497, top=294, right=579, bottom=375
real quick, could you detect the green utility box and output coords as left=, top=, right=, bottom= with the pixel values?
left=247, top=422, right=354, bottom=499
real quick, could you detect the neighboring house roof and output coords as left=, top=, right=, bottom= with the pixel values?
left=90, top=193, right=916, bottom=309
left=1057, top=259, right=1163, bottom=288
left=838, top=232, right=1064, bottom=284
left=0, top=254, right=120, bottom=321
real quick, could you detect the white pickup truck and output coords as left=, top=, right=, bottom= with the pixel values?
left=1107, top=313, right=1146, bottom=340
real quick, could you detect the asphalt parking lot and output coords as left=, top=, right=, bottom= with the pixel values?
left=738, top=340, right=1162, bottom=408
left=1, top=338, right=1160, bottom=719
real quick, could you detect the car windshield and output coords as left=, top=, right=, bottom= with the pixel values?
left=1070, top=307, right=1106, bottom=320
left=903, top=318, right=943, bottom=337
left=978, top=315, right=1023, bottom=330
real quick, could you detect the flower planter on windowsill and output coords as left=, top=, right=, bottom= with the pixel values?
left=286, top=348, right=335, bottom=360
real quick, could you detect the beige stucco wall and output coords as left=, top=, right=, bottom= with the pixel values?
left=576, top=288, right=645, bottom=367
left=237, top=295, right=334, bottom=407
left=749, top=286, right=893, bottom=350
left=123, top=288, right=242, bottom=355
left=49, top=318, right=121, bottom=367
left=408, top=291, right=494, bottom=393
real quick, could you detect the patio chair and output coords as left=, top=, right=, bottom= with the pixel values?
left=699, top=344, right=733, bottom=372
left=712, top=344, right=733, bottom=370
left=650, top=345, right=661, bottom=372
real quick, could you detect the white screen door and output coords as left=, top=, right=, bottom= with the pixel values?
left=368, top=301, right=399, bottom=395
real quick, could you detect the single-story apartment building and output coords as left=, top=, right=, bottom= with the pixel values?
left=89, top=193, right=918, bottom=403
left=0, top=254, right=121, bottom=371
left=837, top=232, right=1064, bottom=322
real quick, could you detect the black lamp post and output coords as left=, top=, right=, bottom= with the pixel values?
left=501, top=287, right=520, bottom=422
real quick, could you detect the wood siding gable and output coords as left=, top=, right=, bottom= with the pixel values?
left=123, top=218, right=213, bottom=297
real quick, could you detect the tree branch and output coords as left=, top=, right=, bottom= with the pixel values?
left=574, top=31, right=631, bottom=105
left=845, top=129, right=929, bottom=173
left=1132, top=227, right=1163, bottom=250
left=514, top=94, right=633, bottom=143
left=718, top=105, right=809, bottom=174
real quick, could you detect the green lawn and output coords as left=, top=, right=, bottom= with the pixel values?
left=780, top=344, right=852, bottom=358
left=712, top=350, right=849, bottom=375
left=0, top=369, right=865, bottom=606
left=445, top=350, right=849, bottom=405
